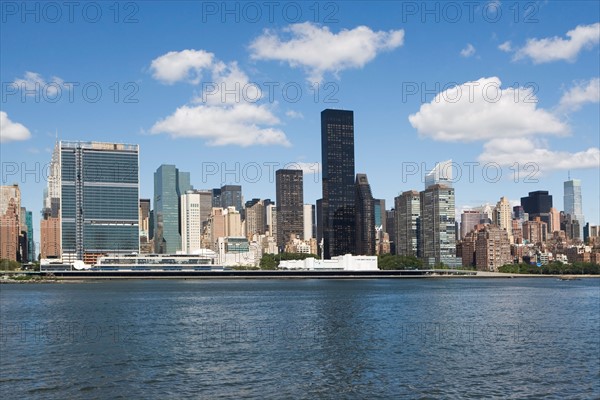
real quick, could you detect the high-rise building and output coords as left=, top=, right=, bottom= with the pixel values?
left=494, top=196, right=513, bottom=243
left=154, top=164, right=192, bottom=254
left=395, top=190, right=420, bottom=257
left=419, top=184, right=457, bottom=267
left=45, top=141, right=139, bottom=264
left=564, top=179, right=584, bottom=239
left=549, top=207, right=561, bottom=234
left=276, top=169, right=304, bottom=249
left=425, top=160, right=453, bottom=189
left=211, top=188, right=222, bottom=208
left=0, top=185, right=21, bottom=261
left=475, top=225, right=512, bottom=272
left=245, top=199, right=265, bottom=239
left=220, top=185, right=243, bottom=213
left=523, top=217, right=548, bottom=244
left=354, top=174, right=375, bottom=255
left=386, top=209, right=396, bottom=255
left=521, top=191, right=552, bottom=225
left=180, top=190, right=212, bottom=253
left=373, top=199, right=386, bottom=232
left=460, top=210, right=487, bottom=239
left=303, top=204, right=315, bottom=240
left=321, top=109, right=356, bottom=258
left=224, top=206, right=243, bottom=237
left=139, top=199, right=152, bottom=254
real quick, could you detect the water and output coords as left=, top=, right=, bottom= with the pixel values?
left=1, top=278, right=598, bottom=399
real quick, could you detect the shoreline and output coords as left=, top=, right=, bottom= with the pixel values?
left=2, top=270, right=599, bottom=282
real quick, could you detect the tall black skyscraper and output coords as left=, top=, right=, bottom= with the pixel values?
left=276, top=169, right=304, bottom=249
left=521, top=190, right=553, bottom=224
left=320, top=109, right=356, bottom=258
left=355, top=174, right=376, bottom=255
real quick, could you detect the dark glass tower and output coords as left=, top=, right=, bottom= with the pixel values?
left=321, top=109, right=355, bottom=258
left=276, top=169, right=304, bottom=249
left=521, top=190, right=552, bottom=225
left=355, top=174, right=375, bottom=255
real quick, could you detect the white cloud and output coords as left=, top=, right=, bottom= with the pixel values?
left=192, top=61, right=261, bottom=105
left=408, top=77, right=568, bottom=142
left=249, top=22, right=404, bottom=82
left=479, top=138, right=600, bottom=171
left=282, top=162, right=321, bottom=175
left=285, top=110, right=304, bottom=119
left=0, top=111, right=31, bottom=143
left=557, top=77, right=600, bottom=112
left=150, top=49, right=214, bottom=84
left=460, top=43, right=476, bottom=57
left=498, top=41, right=512, bottom=52
left=513, top=22, right=600, bottom=63
left=13, top=71, right=67, bottom=97
left=150, top=103, right=290, bottom=147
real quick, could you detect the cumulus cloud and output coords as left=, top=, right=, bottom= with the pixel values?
left=285, top=110, right=304, bottom=119
left=479, top=138, right=600, bottom=171
left=0, top=111, right=31, bottom=143
left=249, top=22, right=404, bottom=82
left=150, top=103, right=290, bottom=147
left=408, top=77, right=568, bottom=142
left=460, top=43, right=476, bottom=57
left=557, top=77, right=600, bottom=112
left=150, top=49, right=214, bottom=84
left=13, top=72, right=67, bottom=97
left=512, top=22, right=600, bottom=63
left=150, top=49, right=291, bottom=146
left=498, top=41, right=512, bottom=52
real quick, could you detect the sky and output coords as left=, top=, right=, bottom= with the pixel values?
left=1, top=1, right=599, bottom=249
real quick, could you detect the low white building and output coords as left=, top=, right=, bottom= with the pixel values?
left=279, top=254, right=378, bottom=271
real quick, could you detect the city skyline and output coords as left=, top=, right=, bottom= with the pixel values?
left=1, top=2, right=598, bottom=249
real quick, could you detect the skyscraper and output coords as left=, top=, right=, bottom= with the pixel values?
left=46, top=141, right=139, bottom=264
left=154, top=164, right=192, bottom=254
left=354, top=174, right=376, bottom=255
left=419, top=184, right=457, bottom=267
left=395, top=190, right=420, bottom=257
left=373, top=199, right=386, bottom=232
left=521, top=190, right=552, bottom=224
left=180, top=190, right=212, bottom=253
left=0, top=185, right=20, bottom=261
left=494, top=196, right=513, bottom=243
left=245, top=198, right=265, bottom=239
left=303, top=204, right=315, bottom=240
left=276, top=169, right=304, bottom=249
left=220, top=185, right=243, bottom=212
left=321, top=109, right=356, bottom=258
left=425, top=160, right=453, bottom=189
left=564, top=179, right=584, bottom=239
left=139, top=199, right=151, bottom=254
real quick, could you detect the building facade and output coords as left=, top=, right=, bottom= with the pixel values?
left=564, top=179, right=584, bottom=239
left=321, top=109, right=356, bottom=258
left=395, top=190, right=420, bottom=257
left=154, top=164, right=191, bottom=254
left=354, top=174, right=375, bottom=255
left=276, top=169, right=304, bottom=250
left=419, top=184, right=457, bottom=266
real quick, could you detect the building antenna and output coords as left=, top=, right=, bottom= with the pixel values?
left=567, top=170, right=571, bottom=181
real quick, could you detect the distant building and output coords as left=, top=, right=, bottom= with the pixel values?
left=425, top=159, right=453, bottom=189
left=154, top=164, right=192, bottom=254
left=523, top=217, right=548, bottom=244
left=139, top=199, right=152, bottom=254
left=386, top=209, right=396, bottom=255
left=303, top=204, right=315, bottom=240
left=521, top=190, right=552, bottom=225
left=564, top=179, right=585, bottom=239
left=180, top=190, right=213, bottom=253
left=419, top=184, right=457, bottom=267
left=373, top=199, right=386, bottom=232
left=321, top=109, right=356, bottom=258
left=46, top=141, right=140, bottom=264
left=0, top=185, right=21, bottom=261
left=460, top=210, right=487, bottom=239
left=276, top=169, right=304, bottom=250
left=549, top=207, right=561, bottom=234
left=475, top=225, right=512, bottom=272
left=354, top=174, right=376, bottom=255
left=220, top=185, right=243, bottom=214
left=395, top=190, right=420, bottom=257
left=494, top=196, right=513, bottom=243
left=245, top=199, right=265, bottom=239
left=279, top=254, right=378, bottom=271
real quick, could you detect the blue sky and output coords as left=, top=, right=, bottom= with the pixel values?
left=1, top=1, right=599, bottom=248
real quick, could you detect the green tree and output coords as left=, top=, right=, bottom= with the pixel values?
left=0, top=259, right=21, bottom=271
